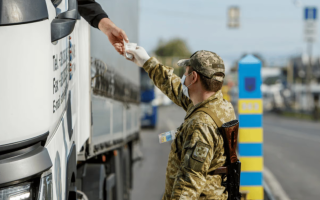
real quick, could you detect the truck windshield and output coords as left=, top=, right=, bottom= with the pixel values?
left=0, top=0, right=48, bottom=26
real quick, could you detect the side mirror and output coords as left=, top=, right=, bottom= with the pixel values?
left=51, top=0, right=78, bottom=42
left=57, top=0, right=78, bottom=20
left=51, top=19, right=76, bottom=42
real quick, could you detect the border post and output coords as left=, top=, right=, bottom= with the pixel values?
left=238, top=55, right=263, bottom=200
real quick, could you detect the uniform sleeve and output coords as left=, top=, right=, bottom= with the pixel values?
left=77, top=0, right=108, bottom=29
left=171, top=123, right=218, bottom=200
left=142, top=57, right=192, bottom=111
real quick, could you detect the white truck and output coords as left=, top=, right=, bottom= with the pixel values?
left=0, top=0, right=140, bottom=199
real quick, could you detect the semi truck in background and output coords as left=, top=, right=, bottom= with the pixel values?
left=0, top=0, right=140, bottom=199
left=140, top=69, right=157, bottom=128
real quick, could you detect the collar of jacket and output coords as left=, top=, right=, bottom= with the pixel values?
left=184, top=90, right=223, bottom=120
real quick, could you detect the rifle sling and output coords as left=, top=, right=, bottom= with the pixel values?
left=193, top=108, right=223, bottom=127
left=188, top=107, right=227, bottom=174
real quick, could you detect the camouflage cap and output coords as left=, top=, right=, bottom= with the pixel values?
left=177, top=50, right=225, bottom=82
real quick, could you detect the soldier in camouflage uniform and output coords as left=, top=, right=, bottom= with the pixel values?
left=127, top=47, right=236, bottom=200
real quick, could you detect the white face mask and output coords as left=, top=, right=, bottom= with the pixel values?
left=181, top=72, right=193, bottom=98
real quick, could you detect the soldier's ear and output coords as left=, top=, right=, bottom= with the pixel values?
left=193, top=71, right=199, bottom=83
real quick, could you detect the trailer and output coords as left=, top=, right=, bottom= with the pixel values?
left=0, top=0, right=140, bottom=199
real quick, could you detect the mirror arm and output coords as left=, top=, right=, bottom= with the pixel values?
left=57, top=0, right=78, bottom=20
left=57, top=9, right=78, bottom=20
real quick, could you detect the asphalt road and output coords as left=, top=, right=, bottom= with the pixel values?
left=131, top=105, right=184, bottom=200
left=131, top=104, right=320, bottom=200
left=264, top=113, right=320, bottom=200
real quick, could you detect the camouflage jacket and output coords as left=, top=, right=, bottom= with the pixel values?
left=142, top=57, right=236, bottom=200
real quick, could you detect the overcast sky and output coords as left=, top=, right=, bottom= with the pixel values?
left=138, top=0, right=320, bottom=70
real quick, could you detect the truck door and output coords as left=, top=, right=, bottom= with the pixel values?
left=51, top=0, right=79, bottom=138
left=50, top=0, right=91, bottom=199
left=51, top=0, right=91, bottom=153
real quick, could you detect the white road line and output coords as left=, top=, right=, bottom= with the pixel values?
left=265, top=125, right=320, bottom=143
left=264, top=166, right=291, bottom=200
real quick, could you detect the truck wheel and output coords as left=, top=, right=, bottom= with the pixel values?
left=122, top=147, right=131, bottom=200
left=77, top=164, right=106, bottom=200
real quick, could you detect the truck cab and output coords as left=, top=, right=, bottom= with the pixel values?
left=0, top=0, right=140, bottom=199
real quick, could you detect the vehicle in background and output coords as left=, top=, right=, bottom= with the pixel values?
left=0, top=0, right=140, bottom=199
left=140, top=68, right=158, bottom=128
left=290, top=84, right=320, bottom=111
left=261, top=68, right=287, bottom=112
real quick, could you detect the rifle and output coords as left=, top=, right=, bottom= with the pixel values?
left=195, top=108, right=241, bottom=200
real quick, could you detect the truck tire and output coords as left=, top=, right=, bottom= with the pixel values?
left=77, top=164, right=106, bottom=200
left=122, top=147, right=131, bottom=200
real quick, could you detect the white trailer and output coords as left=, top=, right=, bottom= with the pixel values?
left=0, top=0, right=140, bottom=199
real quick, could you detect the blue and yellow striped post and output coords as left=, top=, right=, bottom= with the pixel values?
left=238, top=55, right=263, bottom=200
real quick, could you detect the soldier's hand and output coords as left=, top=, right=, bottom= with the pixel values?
left=126, top=46, right=150, bottom=67
left=98, top=18, right=129, bottom=55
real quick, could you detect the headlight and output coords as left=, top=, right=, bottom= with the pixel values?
left=0, top=172, right=52, bottom=200
left=37, top=173, right=52, bottom=200
left=0, top=182, right=33, bottom=200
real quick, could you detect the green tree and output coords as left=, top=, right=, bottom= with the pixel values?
left=154, top=38, right=191, bottom=57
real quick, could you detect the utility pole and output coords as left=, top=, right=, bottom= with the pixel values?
left=304, top=7, right=317, bottom=110
left=307, top=41, right=312, bottom=110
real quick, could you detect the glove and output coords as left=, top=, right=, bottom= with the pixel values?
left=126, top=46, right=150, bottom=67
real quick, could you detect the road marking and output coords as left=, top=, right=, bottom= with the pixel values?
left=264, top=166, right=291, bottom=200
left=265, top=125, right=320, bottom=143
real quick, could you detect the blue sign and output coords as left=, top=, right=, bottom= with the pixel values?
left=305, top=7, right=317, bottom=20
left=238, top=55, right=262, bottom=99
